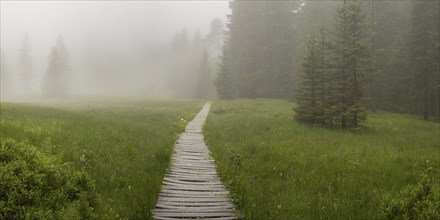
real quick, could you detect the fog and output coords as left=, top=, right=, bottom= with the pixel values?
left=0, top=1, right=229, bottom=100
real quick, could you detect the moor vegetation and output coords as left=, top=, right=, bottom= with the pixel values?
left=0, top=100, right=203, bottom=219
left=204, top=99, right=440, bottom=220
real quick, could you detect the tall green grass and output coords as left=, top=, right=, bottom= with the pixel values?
left=204, top=99, right=439, bottom=219
left=0, top=100, right=203, bottom=219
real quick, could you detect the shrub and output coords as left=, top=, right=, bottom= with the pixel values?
left=380, top=162, right=440, bottom=220
left=0, top=139, right=97, bottom=219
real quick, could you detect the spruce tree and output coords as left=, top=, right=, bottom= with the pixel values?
left=195, top=51, right=211, bottom=99
left=295, top=27, right=331, bottom=125
left=217, top=1, right=300, bottom=99
left=316, top=27, right=332, bottom=125
left=1, top=52, right=13, bottom=98
left=330, top=0, right=372, bottom=128
left=168, top=28, right=194, bottom=98
left=18, top=33, right=32, bottom=94
left=42, top=35, right=70, bottom=97
left=295, top=35, right=320, bottom=123
left=410, top=0, right=440, bottom=120
left=215, top=46, right=236, bottom=99
left=205, top=18, right=225, bottom=99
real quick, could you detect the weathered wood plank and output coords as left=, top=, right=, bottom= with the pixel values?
left=154, top=216, right=238, bottom=220
left=156, top=201, right=235, bottom=207
left=159, top=189, right=230, bottom=196
left=163, top=180, right=224, bottom=187
left=155, top=204, right=235, bottom=210
left=154, top=212, right=236, bottom=218
left=157, top=196, right=232, bottom=203
left=158, top=194, right=230, bottom=200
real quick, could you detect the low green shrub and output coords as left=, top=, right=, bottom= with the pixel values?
left=0, top=138, right=97, bottom=219
left=380, top=162, right=440, bottom=220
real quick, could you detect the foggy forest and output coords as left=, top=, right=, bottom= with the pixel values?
left=1, top=0, right=439, bottom=219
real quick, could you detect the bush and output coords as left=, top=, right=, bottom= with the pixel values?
left=0, top=139, right=97, bottom=219
left=380, top=162, right=440, bottom=220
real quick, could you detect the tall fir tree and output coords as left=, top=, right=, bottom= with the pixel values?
left=1, top=51, right=13, bottom=98
left=42, top=35, right=70, bottom=97
left=216, top=1, right=300, bottom=99
left=19, top=33, right=32, bottom=94
left=410, top=0, right=440, bottom=120
left=295, top=27, right=331, bottom=125
left=215, top=46, right=235, bottom=99
left=195, top=50, right=211, bottom=99
left=295, top=34, right=320, bottom=123
left=205, top=18, right=225, bottom=98
left=316, top=27, right=332, bottom=125
left=330, top=0, right=372, bottom=128
left=168, top=28, right=193, bottom=98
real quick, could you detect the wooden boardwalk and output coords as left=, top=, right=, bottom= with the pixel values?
left=154, top=103, right=238, bottom=220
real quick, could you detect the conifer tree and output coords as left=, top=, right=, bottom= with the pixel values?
left=215, top=46, right=236, bottom=99
left=205, top=18, right=225, bottom=99
left=330, top=0, right=372, bottom=128
left=316, top=27, right=332, bottom=125
left=195, top=51, right=211, bottom=99
left=1, top=51, right=13, bottom=98
left=42, top=35, right=70, bottom=97
left=297, top=0, right=372, bottom=128
left=295, top=27, right=331, bottom=125
left=410, top=0, right=440, bottom=120
left=171, top=28, right=189, bottom=52
left=295, top=35, right=320, bottom=123
left=217, top=1, right=300, bottom=99
left=19, top=33, right=32, bottom=94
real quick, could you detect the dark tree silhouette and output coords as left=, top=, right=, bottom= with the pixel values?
left=42, top=35, right=70, bottom=97
left=18, top=33, right=32, bottom=94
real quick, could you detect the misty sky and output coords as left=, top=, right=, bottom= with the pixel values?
left=1, top=1, right=230, bottom=95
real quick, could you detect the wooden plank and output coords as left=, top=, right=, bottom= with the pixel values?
left=154, top=209, right=235, bottom=214
left=154, top=216, right=238, bottom=220
left=161, top=182, right=225, bottom=189
left=157, top=201, right=235, bottom=210
left=166, top=171, right=219, bottom=176
left=159, top=189, right=229, bottom=196
left=163, top=180, right=224, bottom=187
left=169, top=170, right=218, bottom=175
left=157, top=197, right=232, bottom=203
left=163, top=177, right=222, bottom=185
left=155, top=204, right=235, bottom=210
left=161, top=186, right=225, bottom=192
left=154, top=212, right=236, bottom=218
left=156, top=201, right=235, bottom=207
left=170, top=164, right=215, bottom=168
left=158, top=194, right=229, bottom=199
left=164, top=174, right=220, bottom=181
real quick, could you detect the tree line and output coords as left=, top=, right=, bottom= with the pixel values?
left=1, top=18, right=223, bottom=99
left=1, top=34, right=72, bottom=98
left=167, top=18, right=224, bottom=99
left=215, top=0, right=440, bottom=125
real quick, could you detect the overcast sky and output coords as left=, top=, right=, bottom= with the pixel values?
left=1, top=0, right=230, bottom=90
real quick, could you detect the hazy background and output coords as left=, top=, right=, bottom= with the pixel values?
left=1, top=0, right=230, bottom=98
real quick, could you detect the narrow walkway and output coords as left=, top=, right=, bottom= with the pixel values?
left=154, top=103, right=238, bottom=220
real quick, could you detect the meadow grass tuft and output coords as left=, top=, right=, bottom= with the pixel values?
left=0, top=99, right=203, bottom=219
left=204, top=99, right=440, bottom=220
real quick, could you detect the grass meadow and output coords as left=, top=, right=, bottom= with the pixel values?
left=0, top=99, right=203, bottom=219
left=204, top=99, right=440, bottom=220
